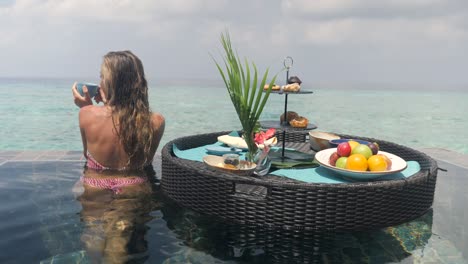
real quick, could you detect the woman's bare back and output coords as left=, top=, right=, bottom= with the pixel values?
left=79, top=105, right=165, bottom=169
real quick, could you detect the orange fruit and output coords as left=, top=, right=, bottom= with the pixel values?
left=368, top=155, right=388, bottom=172
left=345, top=154, right=368, bottom=171
left=348, top=140, right=360, bottom=151
left=377, top=154, right=392, bottom=170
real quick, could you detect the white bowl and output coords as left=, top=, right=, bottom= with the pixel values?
left=309, top=131, right=340, bottom=151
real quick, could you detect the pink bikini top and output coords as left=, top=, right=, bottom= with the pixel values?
left=85, top=151, right=128, bottom=171
left=83, top=151, right=146, bottom=194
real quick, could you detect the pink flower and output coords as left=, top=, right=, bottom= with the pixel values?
left=254, top=128, right=276, bottom=145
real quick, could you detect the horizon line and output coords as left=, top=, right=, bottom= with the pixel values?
left=0, top=76, right=467, bottom=91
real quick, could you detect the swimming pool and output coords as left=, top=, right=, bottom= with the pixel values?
left=0, top=154, right=466, bottom=263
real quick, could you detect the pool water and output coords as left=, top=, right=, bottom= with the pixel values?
left=0, top=159, right=466, bottom=263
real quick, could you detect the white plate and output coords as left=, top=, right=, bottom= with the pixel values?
left=203, top=155, right=256, bottom=176
left=314, top=148, right=407, bottom=180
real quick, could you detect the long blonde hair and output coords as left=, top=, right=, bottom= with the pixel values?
left=100, top=51, right=154, bottom=169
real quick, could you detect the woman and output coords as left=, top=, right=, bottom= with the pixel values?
left=72, top=50, right=165, bottom=173
left=72, top=51, right=165, bottom=263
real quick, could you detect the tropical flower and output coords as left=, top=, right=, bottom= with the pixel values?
left=254, top=128, right=276, bottom=146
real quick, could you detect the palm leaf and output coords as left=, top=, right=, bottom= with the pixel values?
left=212, top=31, right=279, bottom=160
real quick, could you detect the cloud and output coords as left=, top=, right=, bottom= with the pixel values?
left=0, top=0, right=467, bottom=86
left=281, top=0, right=466, bottom=18
left=273, top=16, right=467, bottom=46
left=0, top=0, right=229, bottom=48
left=275, top=0, right=468, bottom=46
left=1, top=0, right=228, bottom=20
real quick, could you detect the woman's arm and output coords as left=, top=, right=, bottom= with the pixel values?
left=151, top=113, right=166, bottom=154
left=74, top=81, right=103, bottom=158
left=79, top=106, right=93, bottom=158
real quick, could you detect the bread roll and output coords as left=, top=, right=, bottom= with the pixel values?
left=280, top=111, right=299, bottom=123
left=283, top=83, right=301, bottom=92
left=289, top=116, right=309, bottom=128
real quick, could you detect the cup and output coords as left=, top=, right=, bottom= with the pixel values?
left=222, top=153, right=240, bottom=169
left=76, top=82, right=99, bottom=97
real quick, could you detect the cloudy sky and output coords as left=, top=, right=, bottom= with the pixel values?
left=1, top=0, right=467, bottom=89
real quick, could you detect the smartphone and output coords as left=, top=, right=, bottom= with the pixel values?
left=76, top=83, right=99, bottom=97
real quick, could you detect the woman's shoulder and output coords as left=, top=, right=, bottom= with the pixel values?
left=151, top=112, right=165, bottom=129
left=151, top=112, right=165, bottom=123
left=79, top=105, right=104, bottom=115
left=79, top=105, right=108, bottom=125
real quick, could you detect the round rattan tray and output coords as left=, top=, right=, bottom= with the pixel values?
left=161, top=131, right=438, bottom=231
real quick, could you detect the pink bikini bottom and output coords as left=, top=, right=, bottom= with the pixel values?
left=81, top=176, right=147, bottom=194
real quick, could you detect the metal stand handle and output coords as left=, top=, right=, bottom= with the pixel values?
left=281, top=57, right=294, bottom=159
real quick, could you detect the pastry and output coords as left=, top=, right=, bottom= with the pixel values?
left=263, top=84, right=281, bottom=91
left=288, top=76, right=302, bottom=85
left=280, top=111, right=299, bottom=123
left=282, top=83, right=301, bottom=92
left=289, top=116, right=309, bottom=128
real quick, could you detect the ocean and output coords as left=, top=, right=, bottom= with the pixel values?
left=1, top=78, right=467, bottom=154
left=1, top=78, right=468, bottom=263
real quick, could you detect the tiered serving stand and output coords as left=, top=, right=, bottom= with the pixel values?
left=161, top=131, right=438, bottom=231
left=260, top=57, right=316, bottom=159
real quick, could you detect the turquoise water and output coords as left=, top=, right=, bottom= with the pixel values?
left=0, top=160, right=466, bottom=263
left=1, top=78, right=467, bottom=154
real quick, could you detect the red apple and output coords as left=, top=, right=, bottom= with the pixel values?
left=329, top=152, right=340, bottom=166
left=337, top=142, right=351, bottom=157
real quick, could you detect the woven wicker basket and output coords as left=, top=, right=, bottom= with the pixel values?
left=161, top=131, right=438, bottom=231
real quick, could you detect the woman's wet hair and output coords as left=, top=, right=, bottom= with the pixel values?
left=100, top=51, right=155, bottom=170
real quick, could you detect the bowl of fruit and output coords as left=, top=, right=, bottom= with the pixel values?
left=314, top=140, right=407, bottom=180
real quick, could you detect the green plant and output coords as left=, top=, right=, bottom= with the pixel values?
left=213, top=32, right=278, bottom=161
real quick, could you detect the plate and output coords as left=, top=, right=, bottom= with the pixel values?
left=205, top=146, right=243, bottom=156
left=203, top=155, right=256, bottom=176
left=314, top=148, right=407, bottom=180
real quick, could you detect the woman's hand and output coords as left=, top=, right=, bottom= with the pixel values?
left=94, top=87, right=107, bottom=104
left=72, top=82, right=93, bottom=108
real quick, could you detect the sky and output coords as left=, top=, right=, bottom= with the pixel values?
left=1, top=0, right=468, bottom=89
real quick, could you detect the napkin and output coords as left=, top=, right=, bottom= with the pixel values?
left=217, top=135, right=277, bottom=149
left=217, top=135, right=248, bottom=149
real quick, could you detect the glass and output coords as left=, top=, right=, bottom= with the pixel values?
left=223, top=153, right=240, bottom=169
left=253, top=148, right=272, bottom=176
